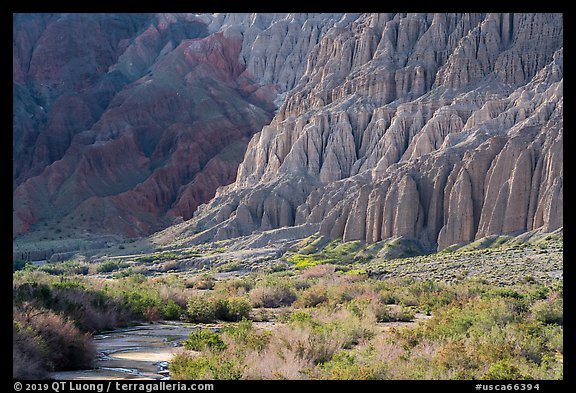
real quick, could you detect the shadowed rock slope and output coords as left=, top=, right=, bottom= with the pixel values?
left=154, top=13, right=562, bottom=251
left=13, top=13, right=280, bottom=240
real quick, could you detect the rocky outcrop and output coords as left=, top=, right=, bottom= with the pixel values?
left=162, top=13, right=562, bottom=251
left=208, top=13, right=353, bottom=92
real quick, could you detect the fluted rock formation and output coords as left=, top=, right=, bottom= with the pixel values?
left=162, top=13, right=562, bottom=251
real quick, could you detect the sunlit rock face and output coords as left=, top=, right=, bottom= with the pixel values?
left=169, top=13, right=562, bottom=251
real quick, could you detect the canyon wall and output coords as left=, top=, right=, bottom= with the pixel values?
left=163, top=13, right=562, bottom=251
left=13, top=13, right=563, bottom=252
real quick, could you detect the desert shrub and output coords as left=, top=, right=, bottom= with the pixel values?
left=13, top=306, right=95, bottom=378
left=12, top=281, right=53, bottom=309
left=378, top=288, right=400, bottom=305
left=374, top=304, right=416, bottom=323
left=158, top=259, right=181, bottom=272
left=301, top=264, right=336, bottom=278
left=13, top=317, right=48, bottom=379
left=263, top=261, right=292, bottom=273
left=120, top=288, right=162, bottom=321
left=185, top=295, right=251, bottom=323
left=187, top=296, right=217, bottom=323
left=551, top=280, right=563, bottom=296
left=34, top=260, right=90, bottom=276
left=136, top=252, right=179, bottom=263
left=527, top=285, right=550, bottom=301
left=389, top=282, right=564, bottom=380
left=489, top=287, right=524, bottom=299
left=283, top=307, right=374, bottom=364
left=51, top=289, right=130, bottom=331
left=13, top=278, right=131, bottom=332
left=249, top=284, right=297, bottom=308
left=98, top=275, right=194, bottom=322
left=277, top=323, right=343, bottom=365
left=481, top=359, right=532, bottom=380
left=96, top=260, right=128, bottom=273
left=216, top=277, right=255, bottom=296
left=223, top=319, right=271, bottom=353
left=429, top=339, right=478, bottom=379
left=157, top=285, right=191, bottom=309
left=530, top=295, right=563, bottom=325
left=218, top=277, right=254, bottom=295
left=217, top=261, right=242, bottom=272
left=331, top=281, right=375, bottom=304
left=315, top=350, right=388, bottom=380
left=52, top=278, right=86, bottom=290
left=420, top=297, right=519, bottom=340
left=295, top=284, right=329, bottom=308
left=170, top=352, right=244, bottom=380
left=193, top=275, right=216, bottom=290
left=183, top=329, right=227, bottom=352
left=215, top=297, right=252, bottom=322
left=162, top=300, right=184, bottom=320
left=396, top=291, right=420, bottom=307
left=538, top=353, right=563, bottom=380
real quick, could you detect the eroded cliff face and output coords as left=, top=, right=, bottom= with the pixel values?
left=14, top=13, right=562, bottom=251
left=164, top=13, right=562, bottom=251
left=13, top=13, right=363, bottom=241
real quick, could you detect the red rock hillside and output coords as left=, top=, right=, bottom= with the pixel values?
left=13, top=13, right=275, bottom=239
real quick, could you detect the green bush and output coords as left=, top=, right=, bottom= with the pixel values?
left=218, top=297, right=251, bottom=322
left=217, top=277, right=255, bottom=296
left=170, top=353, right=244, bottom=380
left=187, top=296, right=251, bottom=323
left=187, top=297, right=217, bottom=323
left=224, top=320, right=271, bottom=353
left=489, top=287, right=524, bottom=299
left=122, top=289, right=162, bottom=320
left=96, top=260, right=127, bottom=273
left=530, top=297, right=563, bottom=325
left=35, top=260, right=90, bottom=276
left=183, top=329, right=227, bottom=352
left=317, top=350, right=388, bottom=379
left=162, top=300, right=184, bottom=320
left=217, top=261, right=242, bottom=272
left=481, top=360, right=531, bottom=380
left=52, top=279, right=86, bottom=291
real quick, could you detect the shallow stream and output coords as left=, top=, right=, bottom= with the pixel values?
left=50, top=322, right=195, bottom=380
